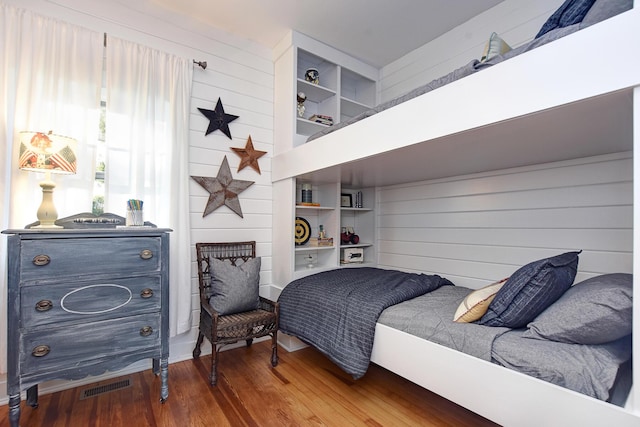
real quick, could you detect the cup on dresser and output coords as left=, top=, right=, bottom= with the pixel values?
left=126, top=199, right=144, bottom=226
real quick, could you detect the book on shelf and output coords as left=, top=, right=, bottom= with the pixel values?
left=309, top=114, right=334, bottom=126
left=296, top=202, right=321, bottom=207
left=308, top=237, right=334, bottom=247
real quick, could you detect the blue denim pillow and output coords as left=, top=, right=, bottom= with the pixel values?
left=535, top=0, right=597, bottom=39
left=478, top=251, right=580, bottom=328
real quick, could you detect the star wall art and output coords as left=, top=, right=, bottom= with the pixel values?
left=231, top=135, right=267, bottom=174
left=198, top=98, right=239, bottom=139
left=191, top=156, right=254, bottom=218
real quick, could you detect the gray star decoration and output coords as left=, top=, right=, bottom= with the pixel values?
left=191, top=156, right=254, bottom=218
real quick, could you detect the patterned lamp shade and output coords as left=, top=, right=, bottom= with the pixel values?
left=18, top=131, right=78, bottom=228
left=18, top=131, right=77, bottom=175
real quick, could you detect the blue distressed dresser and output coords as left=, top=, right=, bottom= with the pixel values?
left=3, top=220, right=171, bottom=427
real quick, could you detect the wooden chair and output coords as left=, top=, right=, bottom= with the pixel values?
left=192, top=241, right=279, bottom=386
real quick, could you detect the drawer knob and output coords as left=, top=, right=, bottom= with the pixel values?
left=32, top=254, right=51, bottom=266
left=32, top=345, right=50, bottom=357
left=35, top=300, right=53, bottom=312
left=140, top=249, right=153, bottom=260
left=140, top=326, right=153, bottom=337
left=140, top=288, right=154, bottom=299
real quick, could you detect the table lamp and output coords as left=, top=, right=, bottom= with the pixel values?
left=18, top=131, right=78, bottom=228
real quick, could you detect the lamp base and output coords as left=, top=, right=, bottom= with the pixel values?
left=34, top=178, right=62, bottom=228
left=31, top=223, right=63, bottom=229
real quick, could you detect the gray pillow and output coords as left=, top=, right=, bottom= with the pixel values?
left=523, top=273, right=632, bottom=344
left=208, top=256, right=260, bottom=315
left=581, top=0, right=633, bottom=26
left=478, top=251, right=580, bottom=328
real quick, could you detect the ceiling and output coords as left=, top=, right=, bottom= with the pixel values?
left=148, top=0, right=504, bottom=67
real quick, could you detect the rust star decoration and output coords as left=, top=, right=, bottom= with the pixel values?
left=191, top=156, right=254, bottom=218
left=231, top=135, right=267, bottom=174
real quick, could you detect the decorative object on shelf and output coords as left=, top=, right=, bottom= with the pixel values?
left=305, top=68, right=319, bottom=84
left=308, top=114, right=333, bottom=126
left=191, top=156, right=254, bottom=218
left=318, top=224, right=325, bottom=239
left=231, top=135, right=267, bottom=174
left=294, top=216, right=311, bottom=245
left=198, top=97, right=239, bottom=139
left=342, top=247, right=364, bottom=263
left=340, top=226, right=359, bottom=245
left=18, top=130, right=78, bottom=228
left=301, top=183, right=312, bottom=203
left=306, top=253, right=315, bottom=268
left=296, top=91, right=307, bottom=117
left=341, top=193, right=352, bottom=208
left=341, top=227, right=350, bottom=244
left=309, top=237, right=333, bottom=247
left=355, top=191, right=363, bottom=208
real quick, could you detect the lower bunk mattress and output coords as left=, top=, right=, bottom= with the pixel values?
left=278, top=267, right=632, bottom=405
left=378, top=285, right=631, bottom=404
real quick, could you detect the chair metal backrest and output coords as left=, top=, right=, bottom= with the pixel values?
left=195, top=241, right=256, bottom=302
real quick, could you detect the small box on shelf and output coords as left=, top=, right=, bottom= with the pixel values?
left=341, top=247, right=364, bottom=263
left=309, top=237, right=334, bottom=247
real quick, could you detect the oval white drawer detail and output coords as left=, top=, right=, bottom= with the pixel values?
left=60, top=284, right=133, bottom=315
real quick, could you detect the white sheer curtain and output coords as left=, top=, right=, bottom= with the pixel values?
left=105, top=36, right=193, bottom=336
left=0, top=5, right=102, bottom=373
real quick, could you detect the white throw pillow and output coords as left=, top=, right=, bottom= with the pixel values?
left=480, top=32, right=512, bottom=62
left=454, top=278, right=509, bottom=323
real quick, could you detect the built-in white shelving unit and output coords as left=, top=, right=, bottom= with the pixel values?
left=273, top=31, right=379, bottom=291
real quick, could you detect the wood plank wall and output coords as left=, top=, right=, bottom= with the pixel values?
left=379, top=0, right=566, bottom=101
left=376, top=153, right=633, bottom=290
left=0, top=0, right=274, bottom=392
left=13, top=0, right=274, bottom=331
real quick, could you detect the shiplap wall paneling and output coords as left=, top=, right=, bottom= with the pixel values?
left=1, top=0, right=275, bottom=381
left=379, top=0, right=565, bottom=102
left=376, top=153, right=633, bottom=290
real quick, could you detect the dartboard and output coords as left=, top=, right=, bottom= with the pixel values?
left=294, top=217, right=311, bottom=245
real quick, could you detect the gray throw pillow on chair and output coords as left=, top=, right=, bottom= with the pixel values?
left=209, top=256, right=261, bottom=315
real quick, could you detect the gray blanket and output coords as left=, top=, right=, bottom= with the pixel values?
left=278, top=267, right=452, bottom=378
left=378, top=285, right=510, bottom=361
left=307, top=23, right=584, bottom=143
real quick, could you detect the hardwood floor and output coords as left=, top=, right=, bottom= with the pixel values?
left=0, top=341, right=499, bottom=426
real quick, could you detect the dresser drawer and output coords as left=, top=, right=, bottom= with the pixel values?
left=20, top=313, right=161, bottom=374
left=21, top=276, right=161, bottom=329
left=20, top=237, right=161, bottom=281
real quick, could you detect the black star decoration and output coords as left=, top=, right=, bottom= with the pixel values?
left=191, top=156, right=254, bottom=218
left=231, top=135, right=267, bottom=174
left=198, top=98, right=239, bottom=139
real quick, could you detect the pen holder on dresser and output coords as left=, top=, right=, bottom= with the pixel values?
left=126, top=199, right=144, bottom=226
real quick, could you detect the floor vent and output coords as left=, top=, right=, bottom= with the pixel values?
left=79, top=378, right=132, bottom=400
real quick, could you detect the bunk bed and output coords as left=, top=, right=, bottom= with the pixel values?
left=272, top=1, right=640, bottom=426
left=278, top=265, right=632, bottom=403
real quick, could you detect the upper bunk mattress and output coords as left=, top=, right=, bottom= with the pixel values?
left=307, top=0, right=633, bottom=143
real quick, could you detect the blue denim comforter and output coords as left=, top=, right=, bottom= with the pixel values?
left=278, top=267, right=452, bottom=378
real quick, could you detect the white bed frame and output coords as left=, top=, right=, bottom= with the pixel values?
left=273, top=7, right=640, bottom=427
